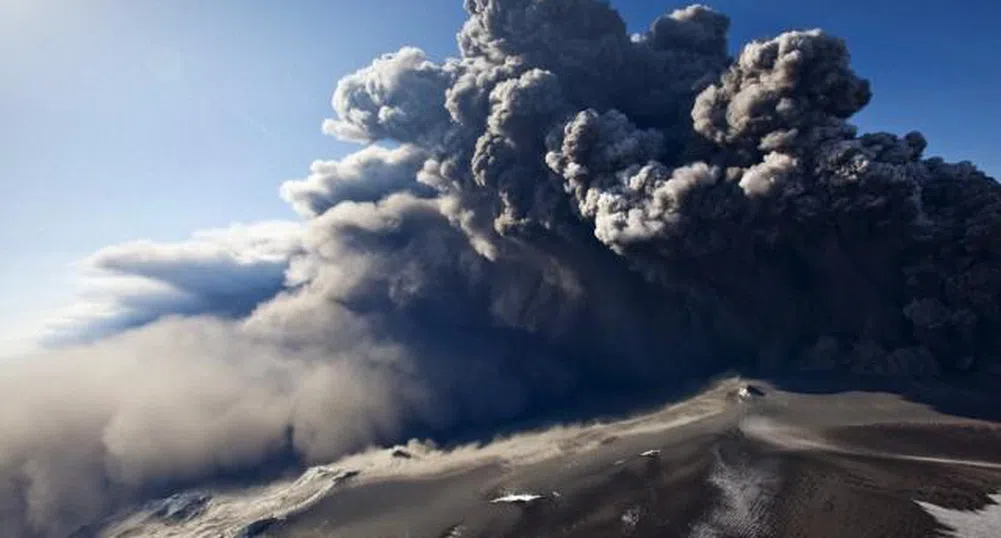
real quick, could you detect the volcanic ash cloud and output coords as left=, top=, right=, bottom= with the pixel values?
left=2, top=1, right=1000, bottom=536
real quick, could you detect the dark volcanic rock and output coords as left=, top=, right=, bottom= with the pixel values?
left=149, top=492, right=211, bottom=522
left=239, top=517, right=278, bottom=538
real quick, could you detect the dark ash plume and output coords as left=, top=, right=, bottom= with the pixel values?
left=2, top=2, right=999, bottom=536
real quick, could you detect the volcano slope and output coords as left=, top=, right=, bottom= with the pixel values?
left=100, top=377, right=1001, bottom=538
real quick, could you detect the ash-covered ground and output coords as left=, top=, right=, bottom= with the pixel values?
left=98, top=378, right=1001, bottom=538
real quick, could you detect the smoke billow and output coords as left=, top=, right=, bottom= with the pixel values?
left=41, top=222, right=303, bottom=345
left=2, top=1, right=1000, bottom=535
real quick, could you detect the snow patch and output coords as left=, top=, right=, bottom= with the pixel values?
left=916, top=493, right=1001, bottom=538
left=100, top=466, right=359, bottom=537
left=489, top=493, right=544, bottom=504
left=690, top=447, right=779, bottom=538
left=621, top=505, right=642, bottom=532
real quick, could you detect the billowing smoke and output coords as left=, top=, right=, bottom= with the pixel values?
left=2, top=1, right=999, bottom=535
left=42, top=222, right=303, bottom=345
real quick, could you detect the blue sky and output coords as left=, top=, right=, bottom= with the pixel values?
left=1, top=0, right=998, bottom=357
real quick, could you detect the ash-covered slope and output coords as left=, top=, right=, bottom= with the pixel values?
left=100, top=379, right=1001, bottom=538
left=2, top=1, right=1001, bottom=536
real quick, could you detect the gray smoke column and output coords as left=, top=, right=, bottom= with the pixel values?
left=2, top=1, right=1000, bottom=536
